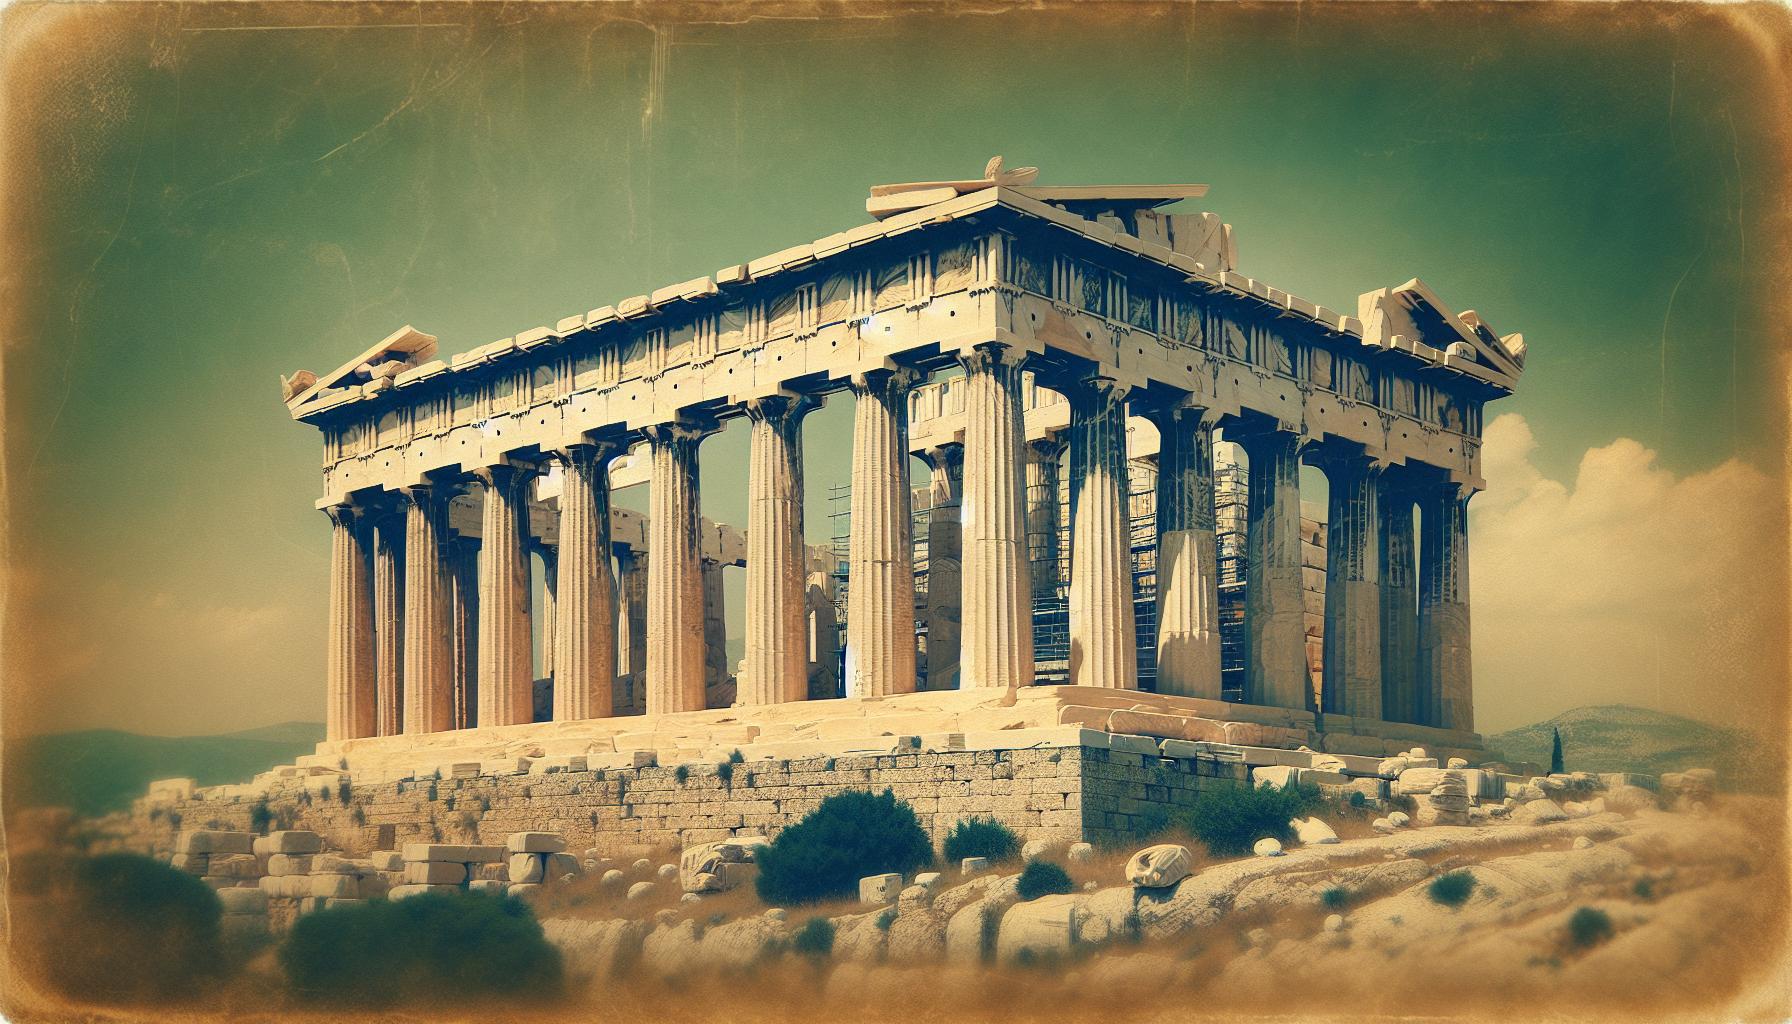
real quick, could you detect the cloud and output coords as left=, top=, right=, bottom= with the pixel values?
left=1469, top=414, right=1787, bottom=734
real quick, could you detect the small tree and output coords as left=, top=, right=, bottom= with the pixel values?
left=1016, top=860, right=1073, bottom=901
left=943, top=817, right=1020, bottom=864
left=754, top=789, right=932, bottom=905
left=1550, top=728, right=1565, bottom=774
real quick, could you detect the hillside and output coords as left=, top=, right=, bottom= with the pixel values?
left=7, top=721, right=325, bottom=817
left=1485, top=705, right=1771, bottom=791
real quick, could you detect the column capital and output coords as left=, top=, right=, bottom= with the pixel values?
left=552, top=435, right=631, bottom=467
left=742, top=391, right=820, bottom=424
left=848, top=365, right=923, bottom=395
left=956, top=340, right=1027, bottom=375
left=323, top=502, right=362, bottom=528
left=642, top=413, right=721, bottom=446
left=471, top=462, right=538, bottom=493
left=1027, top=431, right=1067, bottom=460
left=1132, top=391, right=1218, bottom=426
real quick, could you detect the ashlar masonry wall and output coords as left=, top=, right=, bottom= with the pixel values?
left=126, top=743, right=1248, bottom=859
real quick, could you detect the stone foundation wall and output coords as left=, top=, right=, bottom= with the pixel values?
left=123, top=743, right=1248, bottom=860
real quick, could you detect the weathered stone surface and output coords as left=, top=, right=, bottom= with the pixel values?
left=218, top=887, right=268, bottom=914
left=1020, top=839, right=1052, bottom=863
left=509, top=853, right=545, bottom=884
left=1514, top=799, right=1568, bottom=824
left=832, top=910, right=891, bottom=964
left=640, top=919, right=701, bottom=979
left=1292, top=817, right=1340, bottom=845
left=696, top=915, right=785, bottom=971
left=1067, top=842, right=1095, bottom=864
left=371, top=850, right=403, bottom=871
left=266, top=853, right=313, bottom=876
left=401, top=843, right=503, bottom=863
left=1253, top=837, right=1284, bottom=857
left=960, top=857, right=990, bottom=876
left=626, top=881, right=657, bottom=900
left=468, top=879, right=509, bottom=894
left=1606, top=785, right=1657, bottom=814
left=543, top=918, right=649, bottom=983
left=859, top=873, right=903, bottom=905
left=507, top=831, right=567, bottom=854
left=176, top=830, right=254, bottom=856
left=404, top=861, right=468, bottom=885
left=996, top=894, right=1081, bottom=962
left=263, top=830, right=324, bottom=855
left=1125, top=844, right=1194, bottom=889
left=886, top=906, right=949, bottom=963
left=310, top=873, right=359, bottom=898
left=1076, top=886, right=1138, bottom=945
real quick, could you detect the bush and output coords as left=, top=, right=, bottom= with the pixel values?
left=1567, top=906, right=1613, bottom=948
left=249, top=798, right=273, bottom=834
left=754, top=789, right=933, bottom=905
left=943, top=816, right=1021, bottom=864
left=1180, top=782, right=1322, bottom=857
left=1016, top=860, right=1074, bottom=901
left=1633, top=877, right=1655, bottom=901
left=1320, top=886, right=1349, bottom=909
left=279, top=890, right=562, bottom=1008
left=790, top=916, right=835, bottom=958
left=21, top=853, right=224, bottom=1003
left=717, top=760, right=735, bottom=784
left=1428, top=870, right=1476, bottom=907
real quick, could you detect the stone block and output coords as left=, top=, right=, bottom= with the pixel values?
left=266, top=854, right=313, bottom=876
left=1020, top=840, right=1052, bottom=863
left=370, top=850, right=403, bottom=871
left=996, top=894, right=1081, bottom=963
left=170, top=853, right=209, bottom=875
left=1066, top=843, right=1095, bottom=864
left=208, top=853, right=260, bottom=879
left=264, top=830, right=323, bottom=855
left=960, top=857, right=990, bottom=876
left=310, top=854, right=363, bottom=875
left=469, top=879, right=509, bottom=894
left=218, top=887, right=268, bottom=914
left=389, top=883, right=456, bottom=901
left=176, top=830, right=254, bottom=856
left=404, top=861, right=469, bottom=885
left=546, top=852, right=581, bottom=878
left=402, top=843, right=504, bottom=864
left=507, top=831, right=566, bottom=854
left=859, top=873, right=903, bottom=905
left=310, top=873, right=359, bottom=899
left=509, top=853, right=545, bottom=884
left=1252, top=766, right=1300, bottom=790
left=1125, top=845, right=1193, bottom=889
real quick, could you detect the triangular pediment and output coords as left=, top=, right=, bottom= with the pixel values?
left=1357, top=278, right=1522, bottom=379
left=284, top=325, right=438, bottom=415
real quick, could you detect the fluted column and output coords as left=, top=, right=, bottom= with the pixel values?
left=450, top=537, right=479, bottom=729
left=475, top=464, right=535, bottom=727
left=399, top=485, right=454, bottom=734
left=538, top=546, right=558, bottom=681
left=920, top=442, right=964, bottom=689
left=324, top=504, right=377, bottom=741
left=1234, top=427, right=1307, bottom=709
left=615, top=546, right=649, bottom=715
left=552, top=442, right=623, bottom=721
left=1315, top=448, right=1383, bottom=720
left=958, top=343, right=1035, bottom=690
left=1378, top=473, right=1419, bottom=724
left=1062, top=373, right=1136, bottom=689
left=1418, top=478, right=1474, bottom=731
left=1026, top=434, right=1067, bottom=601
left=742, top=395, right=815, bottom=705
left=1148, top=403, right=1223, bottom=699
left=645, top=418, right=716, bottom=715
left=846, top=369, right=919, bottom=697
left=371, top=509, right=405, bottom=736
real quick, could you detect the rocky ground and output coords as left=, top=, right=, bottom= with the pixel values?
left=534, top=797, right=1785, bottom=1021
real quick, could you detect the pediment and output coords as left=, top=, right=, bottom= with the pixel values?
left=284, top=325, right=439, bottom=415
left=1357, top=278, right=1523, bottom=378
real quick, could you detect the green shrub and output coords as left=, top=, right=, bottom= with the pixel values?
left=943, top=816, right=1020, bottom=864
left=675, top=764, right=691, bottom=785
left=249, top=798, right=273, bottom=834
left=1567, top=906, right=1613, bottom=948
left=791, top=917, right=835, bottom=958
left=717, top=760, right=735, bottom=784
left=1016, top=860, right=1074, bottom=901
left=1179, top=782, right=1321, bottom=857
left=754, top=789, right=933, bottom=905
left=279, top=890, right=562, bottom=1008
left=1320, top=886, right=1349, bottom=909
left=1428, top=870, right=1476, bottom=907
left=22, top=853, right=224, bottom=1003
left=728, top=748, right=746, bottom=764
left=875, top=907, right=897, bottom=931
left=1633, top=878, right=1655, bottom=901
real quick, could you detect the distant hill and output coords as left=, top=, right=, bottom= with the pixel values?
left=7, top=721, right=325, bottom=818
left=1485, top=705, right=1773, bottom=791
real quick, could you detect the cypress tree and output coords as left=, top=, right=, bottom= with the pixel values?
left=1550, top=727, right=1565, bottom=774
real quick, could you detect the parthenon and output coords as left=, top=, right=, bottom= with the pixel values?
left=283, top=161, right=1524, bottom=766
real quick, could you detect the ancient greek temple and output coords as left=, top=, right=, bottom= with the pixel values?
left=283, top=161, right=1523, bottom=761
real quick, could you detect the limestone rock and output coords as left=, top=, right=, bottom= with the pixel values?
left=1252, top=837, right=1284, bottom=857
left=626, top=881, right=656, bottom=900
left=859, top=872, right=903, bottom=905
left=509, top=853, right=545, bottom=884
left=1515, top=798, right=1569, bottom=824
left=1067, top=843, right=1095, bottom=864
left=886, top=906, right=949, bottom=963
left=680, top=839, right=762, bottom=893
left=371, top=850, right=403, bottom=871
left=1606, top=785, right=1657, bottom=814
left=601, top=869, right=627, bottom=889
left=1388, top=811, right=1412, bottom=827
left=1372, top=817, right=1396, bottom=833
left=696, top=915, right=784, bottom=971
left=404, top=861, right=467, bottom=885
left=657, top=863, right=678, bottom=880
left=1020, top=840, right=1051, bottom=863
left=640, top=919, right=701, bottom=979
left=960, top=856, right=990, bottom=876
left=507, top=831, right=567, bottom=854
left=263, top=830, right=323, bottom=855
left=1125, top=845, right=1194, bottom=889
left=468, top=879, right=509, bottom=894
left=1323, top=913, right=1344, bottom=932
left=1291, top=817, right=1339, bottom=845
left=1447, top=757, right=1469, bottom=769
left=913, top=871, right=943, bottom=894
left=542, top=917, right=647, bottom=983
left=1076, top=886, right=1139, bottom=945
left=1573, top=836, right=1595, bottom=850
left=996, top=894, right=1081, bottom=963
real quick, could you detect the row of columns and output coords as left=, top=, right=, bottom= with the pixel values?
left=323, top=340, right=1473, bottom=742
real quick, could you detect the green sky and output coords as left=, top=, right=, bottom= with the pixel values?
left=5, top=3, right=1784, bottom=738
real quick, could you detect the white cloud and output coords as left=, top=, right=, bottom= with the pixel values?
left=1469, top=414, right=1785, bottom=733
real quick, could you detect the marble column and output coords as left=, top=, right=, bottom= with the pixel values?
left=324, top=504, right=377, bottom=742
left=615, top=546, right=649, bottom=715
left=1063, top=373, right=1137, bottom=690
left=1235, top=428, right=1308, bottom=710
left=399, top=485, right=454, bottom=734
left=552, top=442, right=622, bottom=721
left=372, top=509, right=405, bottom=736
left=450, top=537, right=479, bottom=729
left=846, top=369, right=919, bottom=698
left=1378, top=474, right=1420, bottom=724
left=958, top=343, right=1034, bottom=690
left=475, top=464, right=535, bottom=727
left=742, top=395, right=815, bottom=706
left=1026, top=434, right=1067, bottom=601
left=538, top=545, right=558, bottom=682
left=920, top=442, right=964, bottom=689
left=644, top=418, right=715, bottom=715
left=1418, top=479, right=1474, bottom=732
left=701, top=557, right=729, bottom=699
left=1149, top=403, right=1223, bottom=700
left=1316, top=449, right=1383, bottom=720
